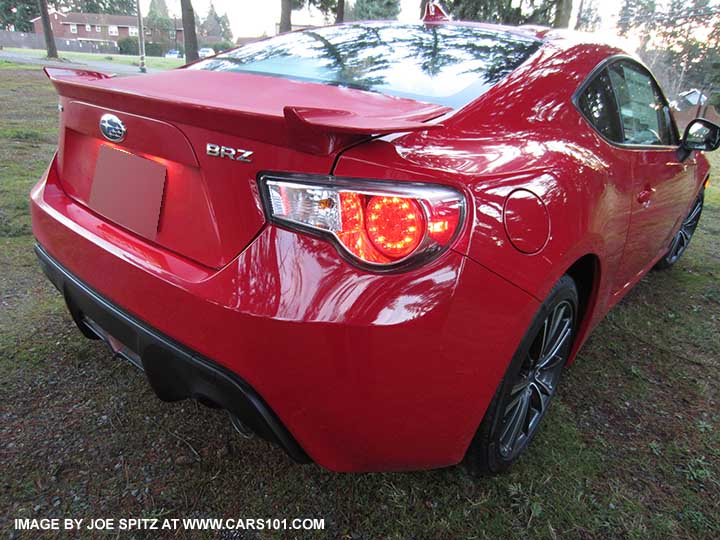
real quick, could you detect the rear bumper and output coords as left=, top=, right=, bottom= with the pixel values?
left=31, top=156, right=540, bottom=472
left=36, top=243, right=310, bottom=463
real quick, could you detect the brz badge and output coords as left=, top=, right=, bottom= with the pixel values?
left=206, top=143, right=253, bottom=163
left=99, top=113, right=126, bottom=142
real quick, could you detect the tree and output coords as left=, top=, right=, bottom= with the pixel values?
left=335, top=0, right=345, bottom=23
left=618, top=0, right=720, bottom=98
left=36, top=0, right=57, bottom=58
left=553, top=0, right=572, bottom=27
left=1, top=0, right=39, bottom=32
left=279, top=0, right=336, bottom=32
left=148, top=0, right=168, bottom=18
left=575, top=0, right=600, bottom=31
left=617, top=0, right=656, bottom=38
left=2, top=0, right=136, bottom=31
left=180, top=0, right=199, bottom=61
left=279, top=0, right=291, bottom=32
left=56, top=0, right=136, bottom=14
left=349, top=0, right=400, bottom=20
left=200, top=3, right=232, bottom=40
left=145, top=3, right=172, bottom=42
left=446, top=0, right=566, bottom=26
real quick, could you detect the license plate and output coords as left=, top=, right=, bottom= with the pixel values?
left=89, top=145, right=167, bottom=240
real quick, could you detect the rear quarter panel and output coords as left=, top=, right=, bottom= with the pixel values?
left=337, top=42, right=632, bottom=340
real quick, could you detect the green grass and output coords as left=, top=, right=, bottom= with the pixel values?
left=0, top=67, right=718, bottom=539
left=3, top=46, right=185, bottom=70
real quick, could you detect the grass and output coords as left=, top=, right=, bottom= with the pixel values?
left=0, top=65, right=719, bottom=539
left=3, top=47, right=185, bottom=70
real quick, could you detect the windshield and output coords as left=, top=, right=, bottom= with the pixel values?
left=190, top=23, right=541, bottom=109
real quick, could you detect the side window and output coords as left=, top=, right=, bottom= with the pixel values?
left=608, top=61, right=675, bottom=146
left=577, top=69, right=623, bottom=143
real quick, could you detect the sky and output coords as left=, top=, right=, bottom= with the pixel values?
left=140, top=0, right=626, bottom=42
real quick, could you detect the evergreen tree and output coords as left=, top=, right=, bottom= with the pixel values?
left=200, top=3, right=232, bottom=40
left=349, top=0, right=400, bottom=20
left=617, top=0, right=719, bottom=98
left=148, top=0, right=168, bottom=18
left=445, top=0, right=568, bottom=26
left=56, top=0, right=136, bottom=14
left=575, top=0, right=600, bottom=31
left=0, top=0, right=39, bottom=32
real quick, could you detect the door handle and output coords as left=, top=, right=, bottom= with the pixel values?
left=637, top=186, right=656, bottom=205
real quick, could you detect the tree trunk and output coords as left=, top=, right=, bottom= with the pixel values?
left=180, top=0, right=199, bottom=62
left=37, top=0, right=58, bottom=59
left=336, top=0, right=345, bottom=23
left=280, top=0, right=292, bottom=33
left=574, top=0, right=585, bottom=30
left=553, top=0, right=572, bottom=28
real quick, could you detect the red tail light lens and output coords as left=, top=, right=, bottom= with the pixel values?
left=261, top=175, right=465, bottom=270
left=366, top=196, right=425, bottom=258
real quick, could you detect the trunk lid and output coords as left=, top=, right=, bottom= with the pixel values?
left=45, top=68, right=450, bottom=269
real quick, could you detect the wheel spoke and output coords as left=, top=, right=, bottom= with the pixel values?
left=538, top=317, right=549, bottom=360
left=501, top=390, right=530, bottom=454
left=510, top=378, right=529, bottom=397
left=668, top=231, right=682, bottom=259
left=504, top=380, right=527, bottom=415
left=543, top=304, right=565, bottom=357
left=529, top=382, right=547, bottom=415
left=683, top=200, right=702, bottom=227
left=534, top=376, right=553, bottom=396
left=538, top=321, right=572, bottom=370
left=679, top=227, right=690, bottom=245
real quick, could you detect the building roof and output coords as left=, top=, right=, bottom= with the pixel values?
left=31, top=11, right=137, bottom=27
left=61, top=13, right=138, bottom=27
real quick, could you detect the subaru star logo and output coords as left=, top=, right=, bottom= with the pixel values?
left=99, top=113, right=126, bottom=143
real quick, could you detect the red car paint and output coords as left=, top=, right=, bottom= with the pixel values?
left=31, top=21, right=711, bottom=472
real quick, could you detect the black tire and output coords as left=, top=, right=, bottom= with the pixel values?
left=654, top=189, right=704, bottom=270
left=464, top=275, right=579, bottom=476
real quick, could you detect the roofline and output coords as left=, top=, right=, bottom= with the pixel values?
left=61, top=21, right=134, bottom=27
left=30, top=11, right=66, bottom=23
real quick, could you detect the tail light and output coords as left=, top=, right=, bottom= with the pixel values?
left=259, top=174, right=465, bottom=270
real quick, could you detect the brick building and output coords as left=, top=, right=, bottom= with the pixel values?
left=32, top=10, right=183, bottom=49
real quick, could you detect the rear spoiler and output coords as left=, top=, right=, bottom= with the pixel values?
left=45, top=67, right=450, bottom=155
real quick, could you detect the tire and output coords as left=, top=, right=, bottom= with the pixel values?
left=464, top=275, right=579, bottom=476
left=654, top=189, right=704, bottom=270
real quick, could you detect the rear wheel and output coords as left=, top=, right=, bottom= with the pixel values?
left=654, top=190, right=704, bottom=270
left=464, top=275, right=578, bottom=476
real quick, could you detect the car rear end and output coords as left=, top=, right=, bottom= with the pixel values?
left=31, top=22, right=543, bottom=472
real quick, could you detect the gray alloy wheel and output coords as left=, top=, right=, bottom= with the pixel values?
left=464, top=275, right=578, bottom=476
left=655, top=190, right=704, bottom=270
left=499, top=299, right=574, bottom=459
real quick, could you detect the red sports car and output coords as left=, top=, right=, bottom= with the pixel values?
left=32, top=11, right=719, bottom=474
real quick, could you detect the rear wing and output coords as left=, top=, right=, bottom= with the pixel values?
left=44, top=67, right=450, bottom=155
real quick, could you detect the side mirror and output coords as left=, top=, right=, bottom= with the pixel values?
left=679, top=118, right=720, bottom=160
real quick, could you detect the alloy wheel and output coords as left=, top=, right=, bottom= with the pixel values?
left=499, top=300, right=575, bottom=459
left=666, top=194, right=703, bottom=265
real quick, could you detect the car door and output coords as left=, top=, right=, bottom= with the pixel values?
left=608, top=60, right=696, bottom=289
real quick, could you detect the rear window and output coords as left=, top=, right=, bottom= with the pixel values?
left=190, top=23, right=541, bottom=108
